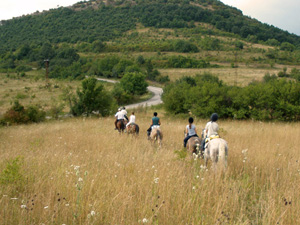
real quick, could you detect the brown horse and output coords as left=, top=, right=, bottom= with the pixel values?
left=127, top=123, right=140, bottom=135
left=186, top=136, right=202, bottom=157
left=116, top=120, right=126, bottom=133
left=149, top=127, right=163, bottom=147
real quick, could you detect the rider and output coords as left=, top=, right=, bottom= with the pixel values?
left=121, top=106, right=129, bottom=121
left=201, top=113, right=219, bottom=151
left=183, top=117, right=198, bottom=148
left=114, top=107, right=125, bottom=130
left=126, top=111, right=136, bottom=131
left=147, top=112, right=161, bottom=137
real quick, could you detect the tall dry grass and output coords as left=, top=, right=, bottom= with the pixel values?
left=0, top=111, right=300, bottom=224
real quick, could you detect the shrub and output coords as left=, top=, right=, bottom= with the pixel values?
left=2, top=100, right=46, bottom=124
left=70, top=77, right=114, bottom=116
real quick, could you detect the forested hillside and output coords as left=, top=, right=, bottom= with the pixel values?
left=1, top=0, right=300, bottom=52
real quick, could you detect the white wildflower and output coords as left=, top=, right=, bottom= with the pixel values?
left=21, top=205, right=26, bottom=209
left=152, top=165, right=155, bottom=169
left=154, top=177, right=159, bottom=184
left=65, top=204, right=69, bottom=207
left=90, top=211, right=96, bottom=216
left=192, top=186, right=196, bottom=190
left=196, top=175, right=200, bottom=179
left=78, top=177, right=83, bottom=182
left=242, top=149, right=248, bottom=154
left=44, top=206, right=49, bottom=209
left=142, top=218, right=148, bottom=223
left=74, top=166, right=80, bottom=171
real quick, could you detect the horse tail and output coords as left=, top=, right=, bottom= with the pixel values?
left=219, top=141, right=228, bottom=168
left=136, top=124, right=140, bottom=135
left=157, top=129, right=162, bottom=147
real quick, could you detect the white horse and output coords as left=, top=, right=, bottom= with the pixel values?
left=149, top=127, right=163, bottom=148
left=204, top=138, right=228, bottom=170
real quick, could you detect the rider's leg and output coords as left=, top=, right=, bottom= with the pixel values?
left=183, top=136, right=191, bottom=148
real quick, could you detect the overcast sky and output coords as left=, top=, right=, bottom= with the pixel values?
left=220, top=0, right=300, bottom=36
left=0, top=0, right=299, bottom=36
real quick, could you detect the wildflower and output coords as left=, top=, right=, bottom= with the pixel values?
left=21, top=205, right=26, bottom=209
left=154, top=178, right=159, bottom=184
left=90, top=211, right=96, bottom=216
left=192, top=186, right=196, bottom=190
left=196, top=175, right=200, bottom=179
left=65, top=204, right=69, bottom=207
left=74, top=166, right=80, bottom=171
left=44, top=206, right=49, bottom=209
left=152, top=165, right=155, bottom=169
left=142, top=218, right=148, bottom=223
left=242, top=149, right=248, bottom=154
left=78, top=177, right=83, bottom=182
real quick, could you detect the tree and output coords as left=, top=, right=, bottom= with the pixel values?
left=120, top=72, right=148, bottom=95
left=70, top=77, right=114, bottom=116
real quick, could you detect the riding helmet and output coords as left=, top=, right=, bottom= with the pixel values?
left=210, top=113, right=218, bottom=122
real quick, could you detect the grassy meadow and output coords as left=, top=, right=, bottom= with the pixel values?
left=1, top=110, right=300, bottom=224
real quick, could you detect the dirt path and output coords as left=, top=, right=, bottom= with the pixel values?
left=96, top=78, right=163, bottom=109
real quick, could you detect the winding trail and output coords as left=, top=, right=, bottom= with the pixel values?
left=96, top=78, right=163, bottom=109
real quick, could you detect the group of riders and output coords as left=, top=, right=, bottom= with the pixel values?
left=114, top=107, right=219, bottom=152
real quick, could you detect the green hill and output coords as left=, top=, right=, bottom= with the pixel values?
left=0, top=0, right=300, bottom=52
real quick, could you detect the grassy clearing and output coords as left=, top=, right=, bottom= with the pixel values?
left=0, top=71, right=82, bottom=115
left=158, top=63, right=299, bottom=86
left=1, top=110, right=299, bottom=224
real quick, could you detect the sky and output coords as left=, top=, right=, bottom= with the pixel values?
left=0, top=0, right=299, bottom=36
left=220, top=0, right=300, bottom=36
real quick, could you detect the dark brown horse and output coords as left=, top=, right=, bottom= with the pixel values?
left=116, top=120, right=126, bottom=133
left=127, top=123, right=140, bottom=135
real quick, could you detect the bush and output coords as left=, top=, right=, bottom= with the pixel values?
left=120, top=72, right=148, bottom=95
left=2, top=101, right=46, bottom=124
left=163, top=75, right=300, bottom=121
left=70, top=77, right=115, bottom=116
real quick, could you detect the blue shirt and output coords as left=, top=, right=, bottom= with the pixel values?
left=152, top=117, right=160, bottom=126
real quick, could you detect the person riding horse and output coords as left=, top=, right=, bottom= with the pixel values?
left=201, top=113, right=219, bottom=151
left=147, top=112, right=161, bottom=137
left=114, top=107, right=128, bottom=130
left=183, top=117, right=199, bottom=148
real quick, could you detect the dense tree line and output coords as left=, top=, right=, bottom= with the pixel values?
left=162, top=74, right=300, bottom=121
left=1, top=0, right=300, bottom=53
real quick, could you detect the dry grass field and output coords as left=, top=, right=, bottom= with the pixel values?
left=1, top=110, right=300, bottom=224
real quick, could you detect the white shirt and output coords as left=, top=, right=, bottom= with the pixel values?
left=121, top=109, right=127, bottom=116
left=205, top=121, right=219, bottom=137
left=129, top=115, right=135, bottom=124
left=115, top=111, right=124, bottom=120
left=186, top=124, right=196, bottom=136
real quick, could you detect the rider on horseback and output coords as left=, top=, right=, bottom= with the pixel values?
left=115, top=107, right=125, bottom=130
left=147, top=112, right=161, bottom=137
left=126, top=112, right=136, bottom=131
left=183, top=117, right=199, bottom=148
left=201, top=113, right=219, bottom=151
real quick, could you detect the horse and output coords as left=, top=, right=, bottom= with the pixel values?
left=149, top=126, right=163, bottom=147
left=184, top=131, right=202, bottom=157
left=116, top=119, right=126, bottom=133
left=204, top=138, right=228, bottom=171
left=127, top=123, right=140, bottom=135
left=186, top=136, right=202, bottom=157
